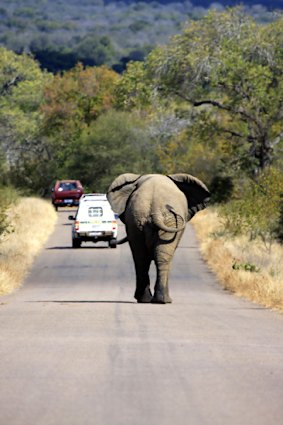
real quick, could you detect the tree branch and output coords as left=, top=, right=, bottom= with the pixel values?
left=193, top=99, right=258, bottom=125
left=193, top=99, right=231, bottom=110
left=220, top=128, right=257, bottom=140
left=0, top=75, right=24, bottom=96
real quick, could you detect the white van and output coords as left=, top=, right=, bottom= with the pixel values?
left=69, top=194, right=118, bottom=248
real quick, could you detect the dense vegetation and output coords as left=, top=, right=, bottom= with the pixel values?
left=0, top=0, right=281, bottom=72
left=0, top=7, right=282, bottom=243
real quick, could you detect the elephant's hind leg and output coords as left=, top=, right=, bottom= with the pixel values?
left=152, top=253, right=173, bottom=304
left=129, top=238, right=152, bottom=303
left=134, top=255, right=152, bottom=303
left=151, top=274, right=172, bottom=304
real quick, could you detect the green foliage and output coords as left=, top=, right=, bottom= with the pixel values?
left=209, top=175, right=234, bottom=204
left=67, top=110, right=155, bottom=191
left=115, top=61, right=152, bottom=110
left=219, top=167, right=283, bottom=244
left=145, top=10, right=283, bottom=176
left=151, top=108, right=226, bottom=186
left=0, top=47, right=51, bottom=191
left=35, top=64, right=120, bottom=192
left=232, top=260, right=260, bottom=273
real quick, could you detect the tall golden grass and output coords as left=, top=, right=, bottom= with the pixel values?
left=0, top=197, right=57, bottom=295
left=191, top=208, right=283, bottom=312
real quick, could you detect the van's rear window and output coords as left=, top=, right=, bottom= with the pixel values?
left=88, top=207, right=103, bottom=217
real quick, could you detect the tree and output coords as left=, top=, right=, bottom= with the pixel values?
left=66, top=110, right=155, bottom=191
left=219, top=167, right=283, bottom=245
left=146, top=9, right=283, bottom=176
left=114, top=61, right=153, bottom=110
left=0, top=47, right=51, bottom=191
left=40, top=64, right=120, bottom=187
left=42, top=63, right=119, bottom=132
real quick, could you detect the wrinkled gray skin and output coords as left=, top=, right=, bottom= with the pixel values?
left=107, top=173, right=210, bottom=304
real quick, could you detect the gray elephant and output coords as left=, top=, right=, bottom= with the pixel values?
left=107, top=173, right=210, bottom=304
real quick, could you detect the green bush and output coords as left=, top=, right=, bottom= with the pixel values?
left=232, top=261, right=260, bottom=273
left=210, top=175, right=234, bottom=204
left=219, top=167, right=283, bottom=244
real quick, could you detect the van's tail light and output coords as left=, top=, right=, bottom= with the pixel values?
left=112, top=221, right=117, bottom=230
left=75, top=221, right=80, bottom=231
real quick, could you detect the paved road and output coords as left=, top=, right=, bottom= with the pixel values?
left=1, top=210, right=283, bottom=425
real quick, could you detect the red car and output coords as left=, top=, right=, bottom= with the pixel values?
left=51, top=180, right=84, bottom=210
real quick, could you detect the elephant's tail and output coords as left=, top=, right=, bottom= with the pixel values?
left=151, top=210, right=186, bottom=233
left=117, top=236, right=128, bottom=245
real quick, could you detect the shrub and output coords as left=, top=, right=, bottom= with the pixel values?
left=219, top=167, right=283, bottom=246
left=210, top=175, right=234, bottom=204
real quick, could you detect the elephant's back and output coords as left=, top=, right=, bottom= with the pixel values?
left=127, top=175, right=188, bottom=226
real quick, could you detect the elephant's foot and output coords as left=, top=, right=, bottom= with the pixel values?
left=135, top=286, right=153, bottom=303
left=151, top=291, right=172, bottom=304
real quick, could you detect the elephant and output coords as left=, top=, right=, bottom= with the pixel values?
left=107, top=173, right=210, bottom=304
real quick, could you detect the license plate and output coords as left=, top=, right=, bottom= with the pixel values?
left=89, top=232, right=103, bottom=236
left=64, top=199, right=73, bottom=203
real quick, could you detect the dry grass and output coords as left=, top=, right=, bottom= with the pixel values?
left=0, top=197, right=57, bottom=295
left=191, top=208, right=283, bottom=312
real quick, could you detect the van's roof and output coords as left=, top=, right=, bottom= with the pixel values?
left=80, top=193, right=107, bottom=202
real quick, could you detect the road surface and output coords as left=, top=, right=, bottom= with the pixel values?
left=1, top=210, right=283, bottom=425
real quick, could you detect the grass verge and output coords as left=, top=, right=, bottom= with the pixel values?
left=0, top=197, right=57, bottom=296
left=191, top=208, right=283, bottom=313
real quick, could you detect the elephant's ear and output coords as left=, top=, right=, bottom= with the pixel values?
left=168, top=173, right=210, bottom=219
left=107, top=173, right=141, bottom=219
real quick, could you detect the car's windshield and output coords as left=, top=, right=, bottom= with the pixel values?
left=59, top=182, right=77, bottom=191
